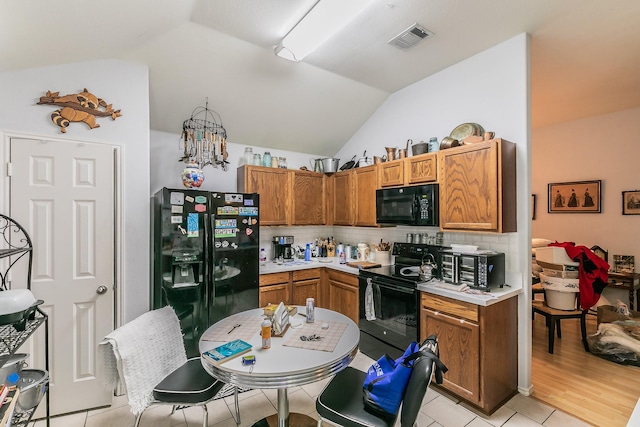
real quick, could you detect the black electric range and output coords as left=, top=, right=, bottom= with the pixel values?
left=357, top=243, right=448, bottom=359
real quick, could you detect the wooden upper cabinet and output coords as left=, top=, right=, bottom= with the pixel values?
left=331, top=170, right=354, bottom=225
left=292, top=170, right=325, bottom=225
left=237, top=165, right=290, bottom=226
left=378, top=159, right=405, bottom=188
left=439, top=139, right=516, bottom=233
left=405, top=152, right=438, bottom=185
left=354, top=165, right=378, bottom=226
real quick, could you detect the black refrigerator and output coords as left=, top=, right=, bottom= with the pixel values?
left=151, top=188, right=260, bottom=356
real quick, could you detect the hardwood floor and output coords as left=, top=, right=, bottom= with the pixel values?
left=532, top=309, right=640, bottom=427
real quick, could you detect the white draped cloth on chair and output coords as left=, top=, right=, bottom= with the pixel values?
left=98, top=306, right=187, bottom=414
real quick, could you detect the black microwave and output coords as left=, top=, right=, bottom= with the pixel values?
left=376, top=184, right=439, bottom=226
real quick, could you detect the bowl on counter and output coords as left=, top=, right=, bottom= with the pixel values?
left=16, top=369, right=48, bottom=411
left=0, top=353, right=28, bottom=385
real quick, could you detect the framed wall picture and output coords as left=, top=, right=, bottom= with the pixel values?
left=531, top=194, right=536, bottom=220
left=622, top=190, right=640, bottom=215
left=548, top=180, right=601, bottom=213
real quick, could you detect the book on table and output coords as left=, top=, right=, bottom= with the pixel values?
left=202, top=339, right=252, bottom=365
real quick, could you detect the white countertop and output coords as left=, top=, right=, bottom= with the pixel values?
left=260, top=258, right=522, bottom=306
left=260, top=257, right=360, bottom=275
left=417, top=280, right=522, bottom=306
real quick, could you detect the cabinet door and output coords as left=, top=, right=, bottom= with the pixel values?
left=332, top=171, right=353, bottom=225
left=292, top=278, right=319, bottom=306
left=439, top=142, right=499, bottom=232
left=378, top=160, right=404, bottom=188
left=439, top=139, right=516, bottom=232
left=421, top=307, right=480, bottom=404
left=354, top=166, right=378, bottom=226
left=292, top=170, right=325, bottom=225
left=327, top=271, right=359, bottom=324
left=259, top=283, right=290, bottom=307
left=406, top=153, right=437, bottom=184
left=238, top=166, right=290, bottom=226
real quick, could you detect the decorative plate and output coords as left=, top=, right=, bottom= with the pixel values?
left=449, top=123, right=477, bottom=141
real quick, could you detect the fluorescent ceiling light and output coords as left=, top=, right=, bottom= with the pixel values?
left=275, top=0, right=375, bottom=62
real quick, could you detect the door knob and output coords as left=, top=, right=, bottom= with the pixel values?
left=96, top=285, right=108, bottom=295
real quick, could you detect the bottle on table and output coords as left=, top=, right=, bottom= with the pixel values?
left=261, top=319, right=272, bottom=349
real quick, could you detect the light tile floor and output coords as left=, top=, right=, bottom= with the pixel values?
left=31, top=352, right=592, bottom=427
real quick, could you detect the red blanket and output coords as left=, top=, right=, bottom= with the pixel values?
left=549, top=242, right=610, bottom=309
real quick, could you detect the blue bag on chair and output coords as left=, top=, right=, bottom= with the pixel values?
left=362, top=342, right=422, bottom=418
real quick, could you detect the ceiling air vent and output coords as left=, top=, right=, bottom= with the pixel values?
left=388, top=23, right=433, bottom=50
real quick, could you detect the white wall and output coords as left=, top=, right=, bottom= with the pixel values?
left=336, top=33, right=533, bottom=393
left=0, top=59, right=150, bottom=323
left=150, top=129, right=328, bottom=194
left=532, top=106, right=640, bottom=306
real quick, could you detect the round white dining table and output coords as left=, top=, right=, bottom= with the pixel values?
left=199, top=306, right=359, bottom=427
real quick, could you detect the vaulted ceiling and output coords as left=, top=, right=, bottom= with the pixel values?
left=2, top=0, right=639, bottom=156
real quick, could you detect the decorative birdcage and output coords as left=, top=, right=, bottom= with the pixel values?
left=179, top=98, right=229, bottom=171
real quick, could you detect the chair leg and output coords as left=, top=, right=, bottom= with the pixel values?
left=134, top=411, right=143, bottom=427
left=201, top=404, right=208, bottom=427
left=317, top=416, right=323, bottom=427
left=232, top=386, right=241, bottom=425
left=556, top=319, right=562, bottom=338
left=170, top=405, right=177, bottom=415
left=580, top=311, right=589, bottom=352
left=548, top=316, right=556, bottom=354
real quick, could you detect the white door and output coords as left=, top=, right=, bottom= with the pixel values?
left=10, top=137, right=115, bottom=415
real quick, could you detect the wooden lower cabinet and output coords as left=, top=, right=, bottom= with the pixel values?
left=292, top=269, right=321, bottom=306
left=420, top=293, right=517, bottom=414
left=259, top=269, right=321, bottom=307
left=260, top=268, right=359, bottom=325
left=326, top=270, right=359, bottom=325
left=259, top=272, right=291, bottom=307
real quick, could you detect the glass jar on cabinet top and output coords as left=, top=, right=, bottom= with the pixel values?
left=253, top=153, right=262, bottom=166
left=278, top=157, right=287, bottom=169
left=243, top=147, right=254, bottom=165
left=262, top=151, right=272, bottom=167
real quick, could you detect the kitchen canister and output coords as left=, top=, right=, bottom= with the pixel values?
left=406, top=233, right=413, bottom=243
left=263, top=152, right=272, bottom=167
left=243, top=147, right=254, bottom=165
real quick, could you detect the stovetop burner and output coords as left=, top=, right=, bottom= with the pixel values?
left=358, top=242, right=449, bottom=284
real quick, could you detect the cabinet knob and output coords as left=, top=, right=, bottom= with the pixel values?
left=96, top=285, right=108, bottom=295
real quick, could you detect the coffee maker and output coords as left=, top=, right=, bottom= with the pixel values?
left=273, top=236, right=295, bottom=262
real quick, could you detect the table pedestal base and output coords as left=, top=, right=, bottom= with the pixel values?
left=251, top=413, right=316, bottom=427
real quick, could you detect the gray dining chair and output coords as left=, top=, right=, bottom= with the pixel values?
left=99, top=306, right=240, bottom=427
left=315, top=347, right=446, bottom=427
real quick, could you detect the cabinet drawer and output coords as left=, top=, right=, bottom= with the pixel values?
left=327, top=270, right=358, bottom=287
left=421, top=293, right=478, bottom=323
left=293, top=268, right=321, bottom=281
left=259, top=272, right=290, bottom=286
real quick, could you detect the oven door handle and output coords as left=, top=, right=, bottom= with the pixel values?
left=372, top=280, right=416, bottom=295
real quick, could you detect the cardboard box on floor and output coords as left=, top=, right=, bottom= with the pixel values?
left=597, top=304, right=640, bottom=326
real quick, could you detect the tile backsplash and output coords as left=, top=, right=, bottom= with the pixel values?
left=259, top=225, right=519, bottom=273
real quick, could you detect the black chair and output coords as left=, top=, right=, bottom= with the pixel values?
left=316, top=350, right=445, bottom=427
left=99, top=306, right=240, bottom=427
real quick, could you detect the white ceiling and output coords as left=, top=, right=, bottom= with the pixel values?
left=2, top=0, right=640, bottom=156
